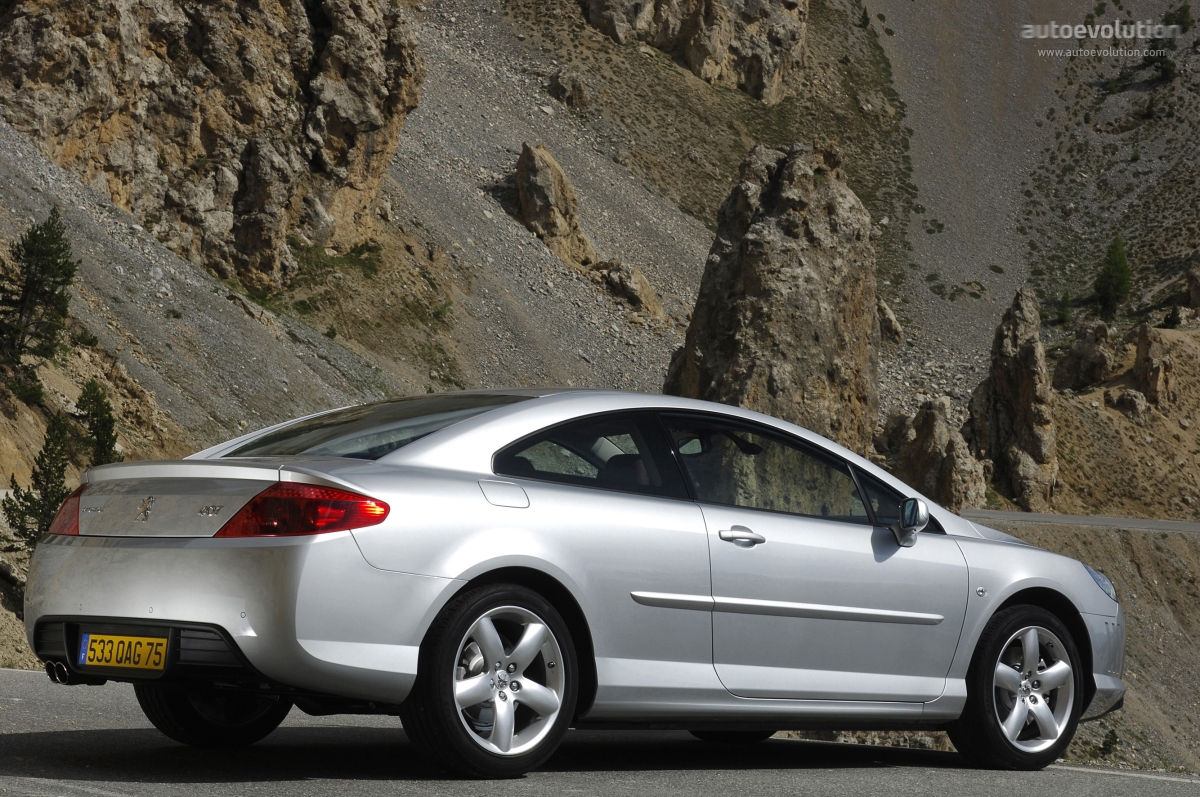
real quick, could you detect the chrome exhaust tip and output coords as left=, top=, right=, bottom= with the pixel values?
left=44, top=660, right=59, bottom=683
left=52, top=661, right=70, bottom=685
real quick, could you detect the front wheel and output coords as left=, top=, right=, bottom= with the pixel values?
left=400, top=583, right=578, bottom=778
left=134, top=684, right=291, bottom=747
left=947, top=605, right=1083, bottom=770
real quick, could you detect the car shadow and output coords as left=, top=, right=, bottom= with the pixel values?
left=0, top=726, right=966, bottom=784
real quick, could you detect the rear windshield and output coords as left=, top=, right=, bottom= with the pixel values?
left=224, top=394, right=531, bottom=460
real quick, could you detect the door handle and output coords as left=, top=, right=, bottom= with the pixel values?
left=719, top=526, right=766, bottom=546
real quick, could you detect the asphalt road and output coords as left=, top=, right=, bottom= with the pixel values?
left=3, top=670, right=1198, bottom=796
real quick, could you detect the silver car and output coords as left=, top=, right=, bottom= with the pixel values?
left=25, top=389, right=1124, bottom=777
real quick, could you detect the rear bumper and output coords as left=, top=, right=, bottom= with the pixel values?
left=1080, top=606, right=1126, bottom=721
left=24, top=532, right=463, bottom=703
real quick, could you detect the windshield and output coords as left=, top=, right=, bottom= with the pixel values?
left=224, top=394, right=531, bottom=460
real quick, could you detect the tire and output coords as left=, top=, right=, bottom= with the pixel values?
left=689, top=730, right=777, bottom=744
left=134, top=684, right=291, bottom=747
left=400, top=583, right=578, bottom=778
left=947, top=605, right=1084, bottom=770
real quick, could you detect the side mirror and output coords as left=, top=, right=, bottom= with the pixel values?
left=890, top=497, right=929, bottom=548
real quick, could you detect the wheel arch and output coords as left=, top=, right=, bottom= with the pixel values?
left=996, top=587, right=1095, bottom=712
left=446, top=566, right=598, bottom=721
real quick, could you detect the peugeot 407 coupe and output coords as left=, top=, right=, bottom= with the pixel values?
left=25, top=389, right=1125, bottom=777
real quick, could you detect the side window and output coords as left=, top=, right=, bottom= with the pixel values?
left=855, top=469, right=906, bottom=526
left=660, top=413, right=869, bottom=523
left=854, top=469, right=946, bottom=533
left=494, top=412, right=688, bottom=499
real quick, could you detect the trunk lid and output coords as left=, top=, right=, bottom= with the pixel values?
left=80, top=461, right=281, bottom=538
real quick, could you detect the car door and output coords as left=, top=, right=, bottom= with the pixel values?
left=659, top=412, right=968, bottom=703
left=492, top=411, right=716, bottom=713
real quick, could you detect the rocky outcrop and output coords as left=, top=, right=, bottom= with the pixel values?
left=877, top=299, right=904, bottom=344
left=874, top=398, right=986, bottom=511
left=963, top=289, right=1059, bottom=512
left=1053, top=320, right=1115, bottom=391
left=664, top=142, right=879, bottom=454
left=516, top=143, right=601, bottom=267
left=1189, top=263, right=1200, bottom=309
left=585, top=0, right=807, bottom=104
left=0, top=0, right=424, bottom=293
left=1133, top=323, right=1174, bottom=405
left=515, top=143, right=663, bottom=315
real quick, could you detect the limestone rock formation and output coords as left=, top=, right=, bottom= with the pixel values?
left=664, top=142, right=879, bottom=454
left=963, top=288, right=1059, bottom=512
left=585, top=0, right=807, bottom=104
left=877, top=299, right=904, bottom=344
left=1189, top=263, right=1200, bottom=309
left=874, top=398, right=986, bottom=512
left=516, top=143, right=601, bottom=267
left=1052, top=320, right=1115, bottom=391
left=0, top=0, right=424, bottom=293
left=1133, top=323, right=1174, bottom=405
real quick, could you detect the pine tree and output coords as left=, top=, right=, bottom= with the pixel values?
left=1, top=413, right=72, bottom=545
left=0, top=207, right=80, bottom=365
left=76, top=379, right=121, bottom=466
left=1094, top=234, right=1131, bottom=317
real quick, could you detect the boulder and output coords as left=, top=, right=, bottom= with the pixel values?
left=515, top=143, right=601, bottom=267
left=1188, top=263, right=1200, bottom=310
left=1106, top=388, right=1151, bottom=426
left=0, top=0, right=423, bottom=292
left=963, top=288, right=1059, bottom=512
left=877, top=299, right=904, bottom=344
left=585, top=0, right=807, bottom=104
left=664, top=142, right=879, bottom=454
left=591, top=259, right=664, bottom=318
left=1052, top=320, right=1115, bottom=391
left=1133, top=323, right=1174, bottom=404
left=549, top=68, right=592, bottom=108
left=875, top=398, right=986, bottom=512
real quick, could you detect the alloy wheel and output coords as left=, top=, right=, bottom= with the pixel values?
left=992, top=625, right=1075, bottom=754
left=452, top=605, right=566, bottom=756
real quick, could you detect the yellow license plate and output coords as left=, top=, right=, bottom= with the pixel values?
left=78, top=633, right=167, bottom=670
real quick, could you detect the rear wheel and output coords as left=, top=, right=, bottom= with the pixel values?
left=400, top=583, right=578, bottom=778
left=134, top=684, right=291, bottom=747
left=689, top=730, right=777, bottom=744
left=947, top=605, right=1083, bottom=770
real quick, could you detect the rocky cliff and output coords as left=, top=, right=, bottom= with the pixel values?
left=584, top=0, right=807, bottom=104
left=0, top=0, right=424, bottom=293
left=664, top=142, right=879, bottom=454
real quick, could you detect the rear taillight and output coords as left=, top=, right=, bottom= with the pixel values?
left=48, top=484, right=87, bottom=536
left=214, top=482, right=389, bottom=538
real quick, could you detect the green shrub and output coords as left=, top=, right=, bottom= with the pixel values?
left=70, top=329, right=99, bottom=348
left=1162, top=305, right=1182, bottom=328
